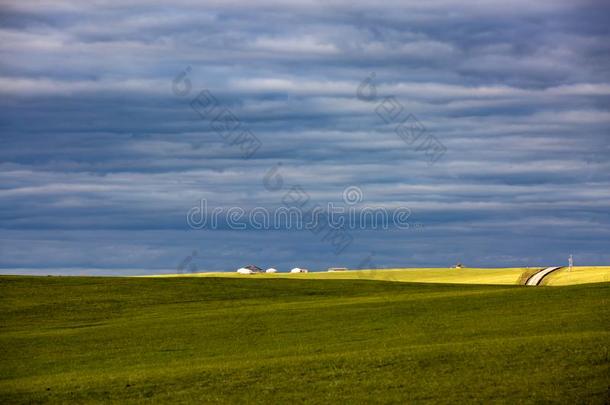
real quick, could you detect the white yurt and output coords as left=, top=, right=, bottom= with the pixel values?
left=291, top=267, right=308, bottom=273
left=236, top=267, right=254, bottom=274
left=266, top=268, right=278, bottom=273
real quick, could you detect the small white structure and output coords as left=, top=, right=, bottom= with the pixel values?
left=290, top=267, right=308, bottom=273
left=237, top=265, right=263, bottom=274
left=236, top=267, right=254, bottom=274
left=266, top=268, right=278, bottom=273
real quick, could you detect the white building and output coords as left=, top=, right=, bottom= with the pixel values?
left=266, top=268, right=278, bottom=273
left=236, top=267, right=254, bottom=274
left=290, top=267, right=308, bottom=273
left=236, top=265, right=263, bottom=274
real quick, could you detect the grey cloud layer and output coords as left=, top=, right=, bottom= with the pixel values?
left=0, top=0, right=609, bottom=272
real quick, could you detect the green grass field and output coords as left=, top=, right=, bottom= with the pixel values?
left=1, top=276, right=608, bottom=403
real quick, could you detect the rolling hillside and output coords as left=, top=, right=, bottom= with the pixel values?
left=1, top=276, right=608, bottom=403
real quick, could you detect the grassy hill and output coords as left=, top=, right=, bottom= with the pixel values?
left=0, top=276, right=608, bottom=403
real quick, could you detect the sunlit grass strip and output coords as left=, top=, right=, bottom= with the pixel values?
left=543, top=266, right=610, bottom=286
left=144, top=266, right=610, bottom=286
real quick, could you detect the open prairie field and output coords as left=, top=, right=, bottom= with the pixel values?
left=1, top=276, right=608, bottom=403
left=268, top=267, right=529, bottom=284
left=153, top=266, right=610, bottom=286
left=151, top=267, right=529, bottom=285
left=543, top=266, right=610, bottom=286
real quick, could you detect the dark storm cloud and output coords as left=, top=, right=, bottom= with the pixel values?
left=0, top=0, right=609, bottom=273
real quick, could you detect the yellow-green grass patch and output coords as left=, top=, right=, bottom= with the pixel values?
left=146, top=267, right=535, bottom=285
left=542, top=266, right=610, bottom=286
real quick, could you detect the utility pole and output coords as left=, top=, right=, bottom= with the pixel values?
left=568, top=254, right=573, bottom=272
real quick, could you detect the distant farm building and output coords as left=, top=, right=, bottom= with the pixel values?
left=266, top=268, right=278, bottom=273
left=290, top=268, right=308, bottom=273
left=236, top=265, right=263, bottom=274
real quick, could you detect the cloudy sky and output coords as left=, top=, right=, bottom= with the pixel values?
left=1, top=0, right=609, bottom=275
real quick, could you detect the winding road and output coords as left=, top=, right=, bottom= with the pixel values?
left=525, top=267, right=562, bottom=286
